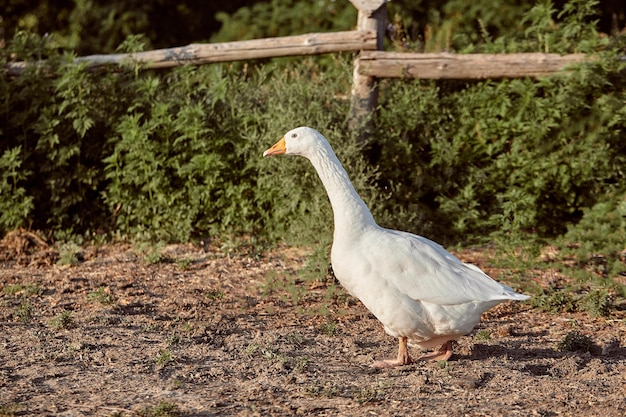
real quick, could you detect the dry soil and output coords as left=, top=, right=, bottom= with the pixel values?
left=1, top=230, right=625, bottom=416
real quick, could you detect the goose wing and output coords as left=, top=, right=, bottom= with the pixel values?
left=365, top=229, right=528, bottom=306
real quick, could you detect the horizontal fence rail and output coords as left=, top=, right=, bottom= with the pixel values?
left=357, top=51, right=589, bottom=79
left=5, top=30, right=377, bottom=76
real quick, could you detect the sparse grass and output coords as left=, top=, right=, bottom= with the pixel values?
left=3, top=283, right=42, bottom=297
left=87, top=287, right=115, bottom=306
left=292, top=356, right=311, bottom=373
left=531, top=289, right=577, bottom=314
left=354, top=382, right=389, bottom=404
left=259, top=271, right=306, bottom=306
left=49, top=310, right=74, bottom=330
left=0, top=402, right=21, bottom=417
left=134, top=242, right=169, bottom=265
left=244, top=341, right=290, bottom=366
left=474, top=330, right=492, bottom=342
left=531, top=287, right=615, bottom=317
left=205, top=290, right=224, bottom=301
left=15, top=298, right=33, bottom=323
left=166, top=334, right=181, bottom=346
left=136, top=400, right=180, bottom=417
left=176, top=257, right=192, bottom=270
left=244, top=342, right=260, bottom=358
left=305, top=381, right=341, bottom=398
left=579, top=289, right=613, bottom=318
left=320, top=320, right=336, bottom=337
left=57, top=242, right=82, bottom=266
left=557, top=330, right=595, bottom=353
left=282, top=331, right=305, bottom=346
left=260, top=346, right=285, bottom=362
left=155, top=349, right=175, bottom=367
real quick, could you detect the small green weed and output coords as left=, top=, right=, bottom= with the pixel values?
left=176, top=257, right=192, bottom=270
left=282, top=331, right=305, bottom=346
left=557, top=331, right=595, bottom=353
left=87, top=287, right=115, bottom=306
left=57, top=242, right=82, bottom=266
left=155, top=349, right=175, bottom=367
left=531, top=289, right=576, bottom=314
left=15, top=298, right=33, bottom=323
left=166, top=334, right=181, bottom=346
left=205, top=290, right=224, bottom=301
left=320, top=320, right=336, bottom=337
left=305, top=381, right=341, bottom=398
left=3, top=283, right=42, bottom=297
left=354, top=382, right=388, bottom=404
left=579, top=289, right=613, bottom=318
left=0, top=402, right=21, bottom=417
left=136, top=400, right=180, bottom=417
left=531, top=287, right=615, bottom=317
left=474, top=330, right=492, bottom=341
left=244, top=342, right=260, bottom=358
left=49, top=310, right=74, bottom=330
left=293, top=356, right=311, bottom=373
left=134, top=242, right=168, bottom=265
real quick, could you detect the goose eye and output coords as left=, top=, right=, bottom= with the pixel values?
left=291, top=133, right=297, bottom=138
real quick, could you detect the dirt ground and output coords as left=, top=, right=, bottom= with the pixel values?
left=1, top=230, right=625, bottom=416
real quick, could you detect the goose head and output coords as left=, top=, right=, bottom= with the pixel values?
left=263, top=126, right=325, bottom=159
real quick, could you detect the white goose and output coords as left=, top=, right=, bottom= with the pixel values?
left=263, top=127, right=529, bottom=368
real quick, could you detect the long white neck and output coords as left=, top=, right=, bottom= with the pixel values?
left=306, top=143, right=377, bottom=236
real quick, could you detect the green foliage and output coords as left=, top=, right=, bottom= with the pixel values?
left=211, top=0, right=356, bottom=42
left=87, top=287, right=116, bottom=306
left=0, top=147, right=34, bottom=230
left=579, top=289, right=614, bottom=318
left=0, top=1, right=250, bottom=55
left=49, top=310, right=74, bottom=330
left=531, top=287, right=614, bottom=317
left=557, top=330, right=595, bottom=352
left=531, top=288, right=577, bottom=314
left=474, top=330, right=492, bottom=342
left=136, top=400, right=180, bottom=417
left=155, top=349, right=175, bottom=367
left=57, top=242, right=82, bottom=266
left=375, top=2, right=626, bottom=242
left=552, top=193, right=626, bottom=281
left=3, top=283, right=42, bottom=297
left=15, top=299, right=33, bottom=323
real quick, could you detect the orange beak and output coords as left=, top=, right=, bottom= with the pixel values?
left=263, top=137, right=287, bottom=157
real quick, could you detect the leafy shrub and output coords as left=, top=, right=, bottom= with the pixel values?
left=531, top=287, right=615, bottom=317
left=552, top=193, right=626, bottom=282
left=374, top=1, right=626, bottom=243
left=557, top=330, right=595, bottom=352
left=0, top=0, right=624, bottom=269
left=211, top=0, right=356, bottom=42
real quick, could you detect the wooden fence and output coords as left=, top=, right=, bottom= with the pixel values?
left=4, top=0, right=591, bottom=131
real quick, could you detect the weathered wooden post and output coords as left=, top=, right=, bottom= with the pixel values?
left=348, top=0, right=388, bottom=140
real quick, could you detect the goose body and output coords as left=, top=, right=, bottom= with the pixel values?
left=264, top=126, right=529, bottom=367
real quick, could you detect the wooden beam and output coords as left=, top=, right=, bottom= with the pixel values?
left=357, top=51, right=589, bottom=79
left=5, top=30, right=376, bottom=75
left=349, top=0, right=389, bottom=14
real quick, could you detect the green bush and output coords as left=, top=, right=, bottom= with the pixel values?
left=0, top=0, right=624, bottom=263
left=373, top=0, right=626, bottom=243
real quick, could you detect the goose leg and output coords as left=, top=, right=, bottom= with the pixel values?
left=372, top=336, right=413, bottom=368
left=417, top=340, right=453, bottom=361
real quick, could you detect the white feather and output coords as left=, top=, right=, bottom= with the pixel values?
left=268, top=126, right=529, bottom=351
